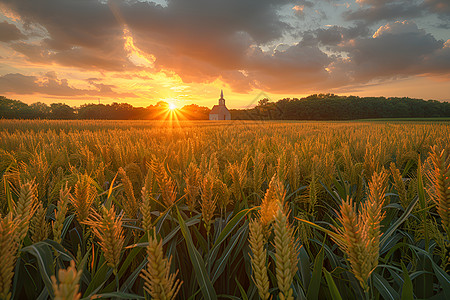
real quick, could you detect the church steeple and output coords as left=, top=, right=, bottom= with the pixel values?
left=219, top=89, right=225, bottom=106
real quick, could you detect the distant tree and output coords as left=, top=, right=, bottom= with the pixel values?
left=78, top=103, right=108, bottom=119
left=50, top=103, right=75, bottom=119
left=179, top=104, right=210, bottom=120
left=258, top=98, right=270, bottom=106
left=0, top=96, right=30, bottom=118
left=30, top=102, right=51, bottom=118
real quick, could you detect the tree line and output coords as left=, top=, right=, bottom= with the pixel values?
left=0, top=97, right=210, bottom=120
left=1, top=94, right=450, bottom=120
left=232, top=94, right=450, bottom=120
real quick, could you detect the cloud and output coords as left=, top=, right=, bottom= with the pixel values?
left=344, top=1, right=423, bottom=24
left=314, top=24, right=370, bottom=46
left=0, top=0, right=293, bottom=79
left=333, top=21, right=448, bottom=82
left=345, top=0, right=450, bottom=25
left=292, top=1, right=314, bottom=18
left=424, top=0, right=450, bottom=15
left=0, top=72, right=136, bottom=97
left=245, top=42, right=331, bottom=92
left=372, top=20, right=422, bottom=37
left=1, top=0, right=128, bottom=71
left=0, top=21, right=25, bottom=42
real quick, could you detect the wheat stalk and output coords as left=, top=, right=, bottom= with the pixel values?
left=208, top=152, right=220, bottom=178
left=273, top=201, right=297, bottom=300
left=302, top=169, right=319, bottom=214
left=141, top=232, right=182, bottom=300
left=118, top=167, right=138, bottom=218
left=228, top=158, right=247, bottom=202
left=390, top=162, right=408, bottom=209
left=0, top=213, right=18, bottom=300
left=30, top=202, right=49, bottom=243
left=333, top=197, right=370, bottom=292
left=427, top=146, right=450, bottom=235
left=184, top=162, right=201, bottom=212
left=362, top=170, right=387, bottom=269
left=53, top=183, right=70, bottom=244
left=70, top=175, right=96, bottom=223
left=151, top=160, right=177, bottom=207
left=200, top=173, right=217, bottom=235
left=13, top=180, right=38, bottom=245
left=252, top=151, right=266, bottom=197
left=213, top=178, right=230, bottom=213
left=84, top=206, right=124, bottom=274
left=51, top=260, right=82, bottom=300
left=249, top=219, right=270, bottom=300
left=124, top=163, right=143, bottom=195
left=141, top=186, right=153, bottom=233
left=259, top=176, right=281, bottom=228
left=333, top=171, right=386, bottom=295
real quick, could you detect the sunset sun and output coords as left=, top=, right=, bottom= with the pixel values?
left=169, top=103, right=177, bottom=110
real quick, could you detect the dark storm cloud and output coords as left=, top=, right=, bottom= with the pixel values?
left=244, top=42, right=332, bottom=92
left=10, top=41, right=130, bottom=71
left=312, top=24, right=370, bottom=46
left=121, top=0, right=292, bottom=45
left=1, top=0, right=128, bottom=70
left=344, top=0, right=450, bottom=25
left=424, top=0, right=450, bottom=15
left=333, top=21, right=449, bottom=82
left=0, top=21, right=25, bottom=42
left=344, top=1, right=423, bottom=24
left=0, top=72, right=136, bottom=97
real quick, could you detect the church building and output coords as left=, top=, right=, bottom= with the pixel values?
left=209, top=90, right=231, bottom=120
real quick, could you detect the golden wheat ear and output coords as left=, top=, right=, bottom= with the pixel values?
left=70, top=174, right=96, bottom=223
left=150, top=160, right=177, bottom=208
left=118, top=167, right=138, bottom=218
left=51, top=260, right=82, bottom=300
left=141, top=232, right=182, bottom=300
left=83, top=206, right=125, bottom=273
left=141, top=186, right=153, bottom=234
left=53, top=183, right=70, bottom=244
left=249, top=219, right=270, bottom=300
left=273, top=201, right=297, bottom=300
left=200, top=173, right=217, bottom=235
left=332, top=197, right=370, bottom=292
left=30, top=202, right=49, bottom=243
left=390, top=162, right=408, bottom=209
left=260, top=175, right=281, bottom=228
left=14, top=180, right=38, bottom=246
left=427, top=146, right=450, bottom=236
left=362, top=170, right=388, bottom=270
left=184, top=162, right=201, bottom=212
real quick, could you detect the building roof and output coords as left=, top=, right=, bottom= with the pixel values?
left=210, top=105, right=230, bottom=115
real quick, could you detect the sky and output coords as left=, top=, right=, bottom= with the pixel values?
left=0, top=0, right=449, bottom=109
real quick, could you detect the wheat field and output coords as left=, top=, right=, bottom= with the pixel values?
left=0, top=119, right=449, bottom=299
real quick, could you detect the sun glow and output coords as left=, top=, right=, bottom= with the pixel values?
left=169, top=103, right=177, bottom=110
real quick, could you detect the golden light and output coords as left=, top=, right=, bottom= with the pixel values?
left=169, top=103, right=177, bottom=110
